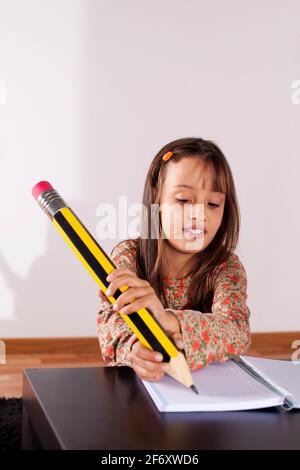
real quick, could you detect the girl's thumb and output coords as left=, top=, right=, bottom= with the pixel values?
left=172, top=333, right=184, bottom=350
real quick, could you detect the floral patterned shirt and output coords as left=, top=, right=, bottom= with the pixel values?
left=97, top=239, right=251, bottom=371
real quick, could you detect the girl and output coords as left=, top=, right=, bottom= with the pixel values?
left=97, top=137, right=251, bottom=382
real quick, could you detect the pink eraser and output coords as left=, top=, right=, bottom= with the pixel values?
left=32, top=181, right=54, bottom=199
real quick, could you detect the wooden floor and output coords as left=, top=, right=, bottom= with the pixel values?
left=1, top=332, right=299, bottom=398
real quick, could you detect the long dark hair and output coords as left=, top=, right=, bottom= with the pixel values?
left=128, top=137, right=240, bottom=312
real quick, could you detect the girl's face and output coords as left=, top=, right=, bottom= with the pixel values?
left=160, top=157, right=225, bottom=254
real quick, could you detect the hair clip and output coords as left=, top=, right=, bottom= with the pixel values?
left=162, top=151, right=174, bottom=161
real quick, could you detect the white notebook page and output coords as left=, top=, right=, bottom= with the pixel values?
left=241, top=356, right=300, bottom=407
left=141, top=357, right=285, bottom=412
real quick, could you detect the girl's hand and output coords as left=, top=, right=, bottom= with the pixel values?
left=98, top=289, right=108, bottom=303
left=103, top=268, right=181, bottom=335
left=130, top=332, right=184, bottom=381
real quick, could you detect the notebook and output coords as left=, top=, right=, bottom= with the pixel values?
left=141, top=355, right=300, bottom=412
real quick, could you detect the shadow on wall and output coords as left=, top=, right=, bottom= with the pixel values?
left=0, top=200, right=104, bottom=338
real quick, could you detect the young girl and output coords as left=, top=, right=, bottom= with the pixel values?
left=97, top=137, right=251, bottom=382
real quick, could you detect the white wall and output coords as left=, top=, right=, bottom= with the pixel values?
left=0, top=0, right=299, bottom=337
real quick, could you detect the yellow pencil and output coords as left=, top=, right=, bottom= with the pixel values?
left=32, top=181, right=199, bottom=394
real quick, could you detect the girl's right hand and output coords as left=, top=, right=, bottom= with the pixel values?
left=130, top=333, right=184, bottom=382
left=98, top=287, right=185, bottom=381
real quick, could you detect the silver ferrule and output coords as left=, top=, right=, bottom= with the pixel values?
left=36, top=189, right=68, bottom=219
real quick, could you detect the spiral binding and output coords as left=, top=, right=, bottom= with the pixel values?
left=233, top=356, right=295, bottom=411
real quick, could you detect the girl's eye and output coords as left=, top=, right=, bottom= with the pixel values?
left=176, top=198, right=190, bottom=204
left=176, top=199, right=220, bottom=208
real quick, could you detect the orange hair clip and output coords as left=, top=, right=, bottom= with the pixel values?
left=162, top=151, right=174, bottom=161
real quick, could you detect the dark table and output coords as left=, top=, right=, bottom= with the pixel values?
left=22, top=366, right=300, bottom=450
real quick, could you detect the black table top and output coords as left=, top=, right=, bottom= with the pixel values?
left=22, top=366, right=300, bottom=450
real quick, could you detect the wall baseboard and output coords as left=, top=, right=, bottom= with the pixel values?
left=2, top=337, right=100, bottom=355
left=1, top=331, right=300, bottom=359
left=247, top=331, right=300, bottom=359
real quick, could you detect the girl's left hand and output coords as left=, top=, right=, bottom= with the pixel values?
left=103, top=268, right=181, bottom=336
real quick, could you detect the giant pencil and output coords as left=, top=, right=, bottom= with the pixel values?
left=32, top=181, right=198, bottom=393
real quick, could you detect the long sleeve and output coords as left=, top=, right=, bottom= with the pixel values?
left=97, top=240, right=138, bottom=367
left=165, top=254, right=251, bottom=371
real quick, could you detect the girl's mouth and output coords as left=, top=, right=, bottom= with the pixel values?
left=183, top=228, right=206, bottom=239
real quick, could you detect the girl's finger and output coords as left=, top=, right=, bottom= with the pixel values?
left=132, top=342, right=163, bottom=362
left=106, top=275, right=149, bottom=297
left=171, top=333, right=184, bottom=350
left=112, top=286, right=153, bottom=312
left=98, top=290, right=110, bottom=304
left=132, top=362, right=167, bottom=381
left=133, top=356, right=169, bottom=374
left=116, top=294, right=154, bottom=315
left=98, top=289, right=107, bottom=299
left=98, top=289, right=103, bottom=298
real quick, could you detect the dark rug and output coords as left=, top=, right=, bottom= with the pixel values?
left=0, top=398, right=22, bottom=450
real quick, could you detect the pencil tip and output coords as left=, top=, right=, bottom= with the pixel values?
left=190, top=384, right=199, bottom=395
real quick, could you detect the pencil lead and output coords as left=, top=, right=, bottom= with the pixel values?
left=190, top=384, right=199, bottom=395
